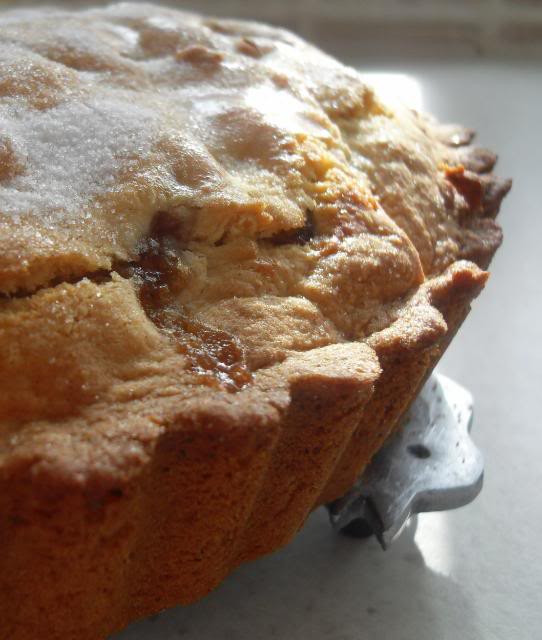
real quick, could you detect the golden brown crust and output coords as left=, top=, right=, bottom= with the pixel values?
left=0, top=344, right=380, bottom=639
left=319, top=260, right=488, bottom=504
left=0, top=4, right=511, bottom=639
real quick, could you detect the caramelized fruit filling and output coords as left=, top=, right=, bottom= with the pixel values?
left=121, top=213, right=251, bottom=391
left=268, top=210, right=315, bottom=246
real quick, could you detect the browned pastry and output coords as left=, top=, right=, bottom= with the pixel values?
left=0, top=4, right=510, bottom=639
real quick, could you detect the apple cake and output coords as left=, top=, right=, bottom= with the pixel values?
left=0, top=3, right=510, bottom=639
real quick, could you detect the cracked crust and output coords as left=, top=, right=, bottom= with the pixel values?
left=0, top=4, right=510, bottom=639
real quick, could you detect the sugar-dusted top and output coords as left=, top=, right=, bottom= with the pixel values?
left=0, top=3, right=507, bottom=434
